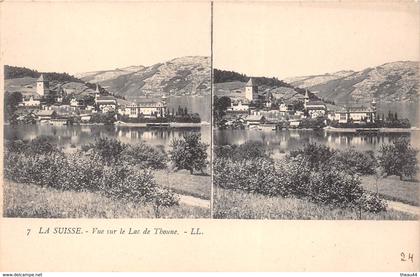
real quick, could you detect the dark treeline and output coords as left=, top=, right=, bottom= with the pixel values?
left=4, top=65, right=83, bottom=83
left=214, top=68, right=318, bottom=99
left=214, top=68, right=291, bottom=88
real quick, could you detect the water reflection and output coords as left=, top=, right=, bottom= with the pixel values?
left=4, top=125, right=211, bottom=152
left=215, top=129, right=417, bottom=155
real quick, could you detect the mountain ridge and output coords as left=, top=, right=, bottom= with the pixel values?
left=284, top=61, right=419, bottom=104
left=76, top=56, right=211, bottom=99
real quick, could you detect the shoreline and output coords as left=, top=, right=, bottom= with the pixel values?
left=324, top=127, right=417, bottom=133
left=5, top=122, right=209, bottom=128
left=114, top=122, right=208, bottom=128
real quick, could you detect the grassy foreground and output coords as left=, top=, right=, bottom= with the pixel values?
left=154, top=169, right=211, bottom=200
left=213, top=188, right=417, bottom=220
left=3, top=180, right=210, bottom=218
left=361, top=175, right=419, bottom=206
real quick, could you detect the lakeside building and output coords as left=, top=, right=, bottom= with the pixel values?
left=227, top=98, right=250, bottom=112
left=328, top=100, right=377, bottom=124
left=123, top=98, right=167, bottom=118
left=304, top=90, right=327, bottom=118
left=95, top=95, right=117, bottom=112
left=217, top=78, right=382, bottom=129
left=245, top=114, right=265, bottom=126
left=36, top=110, right=57, bottom=121
left=21, top=95, right=41, bottom=107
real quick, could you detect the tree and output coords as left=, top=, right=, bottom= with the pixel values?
left=4, top=91, right=23, bottom=120
left=86, top=137, right=126, bottom=165
left=291, top=100, right=304, bottom=112
left=82, top=94, right=95, bottom=106
left=213, top=96, right=231, bottom=123
left=378, top=138, right=418, bottom=180
left=387, top=111, right=393, bottom=121
left=169, top=133, right=208, bottom=174
left=44, top=90, right=57, bottom=105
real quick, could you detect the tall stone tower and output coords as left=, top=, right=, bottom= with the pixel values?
left=245, top=78, right=258, bottom=101
left=95, top=84, right=101, bottom=99
left=304, top=89, right=309, bottom=109
left=36, top=74, right=49, bottom=96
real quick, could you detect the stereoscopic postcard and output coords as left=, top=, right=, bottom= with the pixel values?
left=0, top=0, right=418, bottom=272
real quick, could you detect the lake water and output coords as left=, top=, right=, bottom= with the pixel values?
left=4, top=125, right=211, bottom=152
left=215, top=129, right=420, bottom=156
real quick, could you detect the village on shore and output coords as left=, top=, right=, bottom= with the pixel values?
left=216, top=78, right=412, bottom=132
left=7, top=74, right=203, bottom=127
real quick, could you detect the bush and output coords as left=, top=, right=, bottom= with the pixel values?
left=307, top=168, right=364, bottom=208
left=288, top=143, right=335, bottom=170
left=28, top=136, right=59, bottom=154
left=357, top=192, right=387, bottom=213
left=5, top=140, right=28, bottom=153
left=83, top=137, right=126, bottom=165
left=121, top=143, right=167, bottom=169
left=214, top=153, right=387, bottom=213
left=4, top=149, right=178, bottom=215
left=169, top=133, right=208, bottom=174
left=214, top=158, right=280, bottom=195
left=330, top=148, right=377, bottom=175
left=4, top=151, right=67, bottom=188
left=378, top=138, right=418, bottom=180
left=59, top=153, right=105, bottom=191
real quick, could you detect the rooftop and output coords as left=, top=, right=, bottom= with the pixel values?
left=246, top=114, right=265, bottom=121
left=306, top=101, right=326, bottom=106
left=246, top=78, right=256, bottom=87
left=37, top=74, right=46, bottom=82
left=96, top=96, right=117, bottom=102
left=36, top=110, right=56, bottom=116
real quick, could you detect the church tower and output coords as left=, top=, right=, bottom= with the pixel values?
left=36, top=74, right=49, bottom=96
left=245, top=78, right=258, bottom=101
left=95, top=84, right=101, bottom=99
left=304, top=89, right=309, bottom=109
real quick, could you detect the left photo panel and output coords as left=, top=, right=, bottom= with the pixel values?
left=2, top=2, right=212, bottom=218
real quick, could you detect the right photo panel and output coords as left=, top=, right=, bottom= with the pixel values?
left=212, top=2, right=419, bottom=220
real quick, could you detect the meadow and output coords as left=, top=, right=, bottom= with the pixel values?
left=3, top=134, right=211, bottom=218
left=213, top=140, right=419, bottom=220
left=361, top=175, right=419, bottom=206
left=213, top=188, right=416, bottom=220
left=4, top=181, right=209, bottom=218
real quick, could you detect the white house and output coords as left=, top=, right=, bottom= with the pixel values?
left=21, top=95, right=41, bottom=107
left=124, top=99, right=166, bottom=118
left=228, top=98, right=250, bottom=112
left=304, top=90, right=326, bottom=118
left=95, top=96, right=117, bottom=112
left=329, top=100, right=377, bottom=124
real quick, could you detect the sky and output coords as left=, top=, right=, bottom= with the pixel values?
left=1, top=2, right=211, bottom=74
left=214, top=2, right=420, bottom=78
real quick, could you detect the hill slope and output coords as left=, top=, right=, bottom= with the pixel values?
left=284, top=61, right=419, bottom=104
left=77, top=56, right=211, bottom=99
left=4, top=66, right=101, bottom=98
left=214, top=68, right=316, bottom=102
